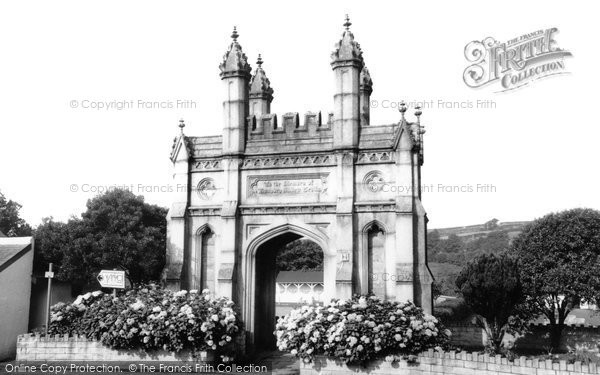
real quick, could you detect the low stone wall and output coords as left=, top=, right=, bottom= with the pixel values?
left=446, top=323, right=485, bottom=348
left=301, top=350, right=600, bottom=375
left=16, top=334, right=212, bottom=362
left=447, top=324, right=600, bottom=352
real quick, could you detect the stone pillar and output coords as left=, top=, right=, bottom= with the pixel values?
left=394, top=129, right=416, bottom=303
left=330, top=16, right=363, bottom=299
left=334, top=151, right=356, bottom=299
left=218, top=158, right=240, bottom=299
left=217, top=27, right=250, bottom=298
left=163, top=123, right=190, bottom=290
left=359, top=66, right=373, bottom=126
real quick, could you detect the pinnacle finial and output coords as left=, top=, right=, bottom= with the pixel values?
left=399, top=101, right=407, bottom=118
left=178, top=118, right=185, bottom=133
left=343, top=14, right=352, bottom=31
left=231, top=26, right=239, bottom=42
left=256, top=54, right=263, bottom=67
left=415, top=106, right=422, bottom=124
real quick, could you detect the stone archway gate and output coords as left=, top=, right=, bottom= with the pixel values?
left=161, top=19, right=433, bottom=350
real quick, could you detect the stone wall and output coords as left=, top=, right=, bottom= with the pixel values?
left=301, top=350, right=600, bottom=375
left=447, top=324, right=600, bottom=352
left=16, top=334, right=212, bottom=362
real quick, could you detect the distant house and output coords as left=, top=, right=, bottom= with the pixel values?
left=275, top=271, right=324, bottom=318
left=0, top=236, right=34, bottom=360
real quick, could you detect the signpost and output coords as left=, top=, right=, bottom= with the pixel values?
left=97, top=269, right=126, bottom=297
left=44, top=263, right=54, bottom=335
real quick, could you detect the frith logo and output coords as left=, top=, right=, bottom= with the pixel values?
left=463, top=28, right=572, bottom=92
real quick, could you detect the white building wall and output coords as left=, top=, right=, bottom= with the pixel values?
left=0, top=247, right=33, bottom=360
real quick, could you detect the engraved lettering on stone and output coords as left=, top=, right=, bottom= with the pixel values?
left=248, top=174, right=328, bottom=197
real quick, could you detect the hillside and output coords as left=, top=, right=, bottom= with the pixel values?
left=427, top=219, right=530, bottom=296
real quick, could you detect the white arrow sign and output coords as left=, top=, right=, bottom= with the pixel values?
left=97, top=270, right=126, bottom=289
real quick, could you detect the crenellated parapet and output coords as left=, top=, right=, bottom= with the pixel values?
left=247, top=111, right=332, bottom=140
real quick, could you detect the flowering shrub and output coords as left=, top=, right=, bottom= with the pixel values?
left=275, top=295, right=450, bottom=364
left=48, top=285, right=240, bottom=359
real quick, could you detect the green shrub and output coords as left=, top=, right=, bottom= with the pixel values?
left=48, top=285, right=240, bottom=360
left=275, top=295, right=450, bottom=364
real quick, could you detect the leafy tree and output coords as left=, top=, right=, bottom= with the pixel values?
left=464, top=230, right=510, bottom=257
left=456, top=253, right=524, bottom=354
left=33, top=217, right=70, bottom=274
left=276, top=239, right=323, bottom=271
left=0, top=191, right=32, bottom=236
left=34, top=189, right=167, bottom=290
left=510, top=208, right=600, bottom=351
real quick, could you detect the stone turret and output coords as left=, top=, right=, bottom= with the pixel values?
left=331, top=15, right=364, bottom=150
left=249, top=54, right=274, bottom=119
left=219, top=27, right=251, bottom=156
left=359, top=66, right=373, bottom=126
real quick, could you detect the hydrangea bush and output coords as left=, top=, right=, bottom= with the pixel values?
left=275, top=295, right=450, bottom=364
left=48, top=285, right=240, bottom=360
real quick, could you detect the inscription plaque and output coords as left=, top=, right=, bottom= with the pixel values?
left=248, top=173, right=328, bottom=197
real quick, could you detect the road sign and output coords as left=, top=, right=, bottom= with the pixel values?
left=97, top=270, right=126, bottom=289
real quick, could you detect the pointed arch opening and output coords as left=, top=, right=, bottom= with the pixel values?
left=359, top=221, right=388, bottom=297
left=189, top=225, right=215, bottom=292
left=244, top=223, right=331, bottom=352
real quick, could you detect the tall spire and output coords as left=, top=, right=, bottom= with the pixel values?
left=250, top=54, right=274, bottom=99
left=331, top=14, right=363, bottom=149
left=331, top=15, right=363, bottom=66
left=219, top=26, right=251, bottom=155
left=219, top=26, right=251, bottom=78
left=249, top=54, right=274, bottom=117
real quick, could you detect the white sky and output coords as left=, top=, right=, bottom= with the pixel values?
left=0, top=0, right=598, bottom=229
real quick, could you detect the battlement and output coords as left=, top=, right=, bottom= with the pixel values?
left=247, top=111, right=333, bottom=140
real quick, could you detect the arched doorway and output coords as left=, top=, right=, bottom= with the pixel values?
left=244, top=223, right=331, bottom=351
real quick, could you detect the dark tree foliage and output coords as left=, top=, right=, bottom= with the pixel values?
left=456, top=253, right=523, bottom=353
left=276, top=239, right=323, bottom=271
left=34, top=189, right=167, bottom=290
left=510, top=208, right=600, bottom=351
left=0, top=191, right=32, bottom=236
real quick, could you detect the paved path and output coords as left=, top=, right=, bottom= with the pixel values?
left=254, top=351, right=299, bottom=375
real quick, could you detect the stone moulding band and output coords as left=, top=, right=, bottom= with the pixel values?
left=354, top=202, right=396, bottom=212
left=356, top=151, right=394, bottom=164
left=188, top=206, right=222, bottom=216
left=239, top=204, right=336, bottom=215
left=191, top=150, right=395, bottom=172
left=242, top=154, right=335, bottom=169
left=192, top=159, right=222, bottom=171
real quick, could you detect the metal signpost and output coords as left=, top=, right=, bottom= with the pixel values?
left=44, top=263, right=54, bottom=335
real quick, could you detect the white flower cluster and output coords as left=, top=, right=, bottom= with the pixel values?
left=275, top=295, right=449, bottom=364
left=48, top=286, right=241, bottom=359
